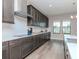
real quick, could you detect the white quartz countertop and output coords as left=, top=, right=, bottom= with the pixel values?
left=2, top=32, right=50, bottom=42
left=64, top=35, right=77, bottom=59
left=67, top=43, right=77, bottom=59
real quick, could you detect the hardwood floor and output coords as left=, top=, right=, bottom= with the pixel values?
left=25, top=40, right=64, bottom=59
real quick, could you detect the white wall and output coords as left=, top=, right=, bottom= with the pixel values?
left=48, top=13, right=77, bottom=40
left=2, top=16, right=28, bottom=38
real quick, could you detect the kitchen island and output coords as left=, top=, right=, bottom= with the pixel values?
left=64, top=35, right=77, bottom=59
left=2, top=32, right=51, bottom=59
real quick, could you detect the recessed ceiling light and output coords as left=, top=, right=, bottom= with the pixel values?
left=76, top=15, right=77, bottom=18
left=71, top=16, right=73, bottom=19
left=49, top=4, right=52, bottom=7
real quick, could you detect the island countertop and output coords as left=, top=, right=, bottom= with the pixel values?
left=2, top=32, right=50, bottom=42
left=64, top=35, right=77, bottom=59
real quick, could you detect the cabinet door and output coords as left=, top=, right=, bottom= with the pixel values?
left=35, top=10, right=38, bottom=26
left=38, top=13, right=41, bottom=26
left=27, top=6, right=31, bottom=14
left=39, top=34, right=44, bottom=43
left=21, top=37, right=33, bottom=58
left=37, top=12, right=40, bottom=26
left=46, top=17, right=49, bottom=27
left=2, top=41, right=9, bottom=59
left=3, top=0, right=14, bottom=23
left=33, top=35, right=40, bottom=48
left=31, top=7, right=35, bottom=26
left=9, top=39, right=22, bottom=59
left=44, top=32, right=50, bottom=41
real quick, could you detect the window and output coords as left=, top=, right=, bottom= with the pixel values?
left=62, top=21, right=71, bottom=34
left=53, top=22, right=61, bottom=33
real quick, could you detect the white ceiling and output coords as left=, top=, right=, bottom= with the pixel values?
left=28, top=0, right=77, bottom=16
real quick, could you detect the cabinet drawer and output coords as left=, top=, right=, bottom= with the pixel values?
left=2, top=41, right=9, bottom=47
left=9, top=39, right=22, bottom=46
left=22, top=37, right=33, bottom=43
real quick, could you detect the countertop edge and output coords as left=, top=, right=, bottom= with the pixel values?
left=2, top=32, right=51, bottom=42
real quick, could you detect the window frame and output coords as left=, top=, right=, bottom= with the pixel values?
left=62, top=21, right=71, bottom=34
left=53, top=21, right=61, bottom=34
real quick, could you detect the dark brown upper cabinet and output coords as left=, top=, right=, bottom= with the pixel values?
left=27, top=5, right=49, bottom=28
left=2, top=0, right=14, bottom=24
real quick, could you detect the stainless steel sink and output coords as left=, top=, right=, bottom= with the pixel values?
left=13, top=34, right=27, bottom=37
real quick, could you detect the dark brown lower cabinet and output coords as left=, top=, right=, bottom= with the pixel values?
left=44, top=32, right=51, bottom=41
left=9, top=39, right=22, bottom=59
left=39, top=34, right=44, bottom=44
left=32, top=35, right=39, bottom=50
left=2, top=41, right=9, bottom=59
left=2, top=32, right=51, bottom=59
left=34, top=35, right=40, bottom=47
left=21, top=37, right=33, bottom=58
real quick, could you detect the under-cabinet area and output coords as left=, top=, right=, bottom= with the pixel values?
left=2, top=32, right=51, bottom=59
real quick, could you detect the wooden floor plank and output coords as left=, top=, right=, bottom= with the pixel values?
left=25, top=40, right=64, bottom=59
